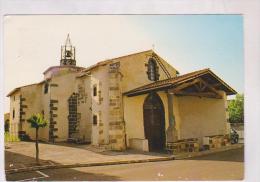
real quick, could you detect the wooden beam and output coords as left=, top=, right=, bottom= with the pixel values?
left=194, top=83, right=201, bottom=92
left=198, top=78, right=223, bottom=98
left=168, top=78, right=200, bottom=93
left=212, top=83, right=222, bottom=87
left=175, top=91, right=221, bottom=99
left=167, top=77, right=223, bottom=99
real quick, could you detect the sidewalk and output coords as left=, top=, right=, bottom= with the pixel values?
left=5, top=141, right=173, bottom=174
left=173, top=143, right=244, bottom=159
left=5, top=141, right=243, bottom=174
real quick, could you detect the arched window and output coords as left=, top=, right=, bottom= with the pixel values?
left=147, top=58, right=159, bottom=81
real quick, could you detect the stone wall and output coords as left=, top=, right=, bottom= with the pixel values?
left=76, top=76, right=92, bottom=142
left=19, top=95, right=26, bottom=131
left=49, top=99, right=58, bottom=142
left=108, top=62, right=126, bottom=150
left=68, top=93, right=80, bottom=139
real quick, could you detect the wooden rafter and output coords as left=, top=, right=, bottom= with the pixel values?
left=175, top=91, right=221, bottom=99
left=198, top=78, right=223, bottom=98
left=211, top=83, right=222, bottom=87
left=168, top=77, right=223, bottom=99
left=168, top=78, right=201, bottom=93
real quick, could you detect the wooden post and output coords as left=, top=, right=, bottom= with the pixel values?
left=166, top=92, right=177, bottom=143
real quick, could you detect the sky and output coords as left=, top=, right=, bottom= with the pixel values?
left=3, top=15, right=244, bottom=112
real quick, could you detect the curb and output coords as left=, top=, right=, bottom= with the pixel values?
left=174, top=144, right=243, bottom=160
left=5, top=156, right=175, bottom=174
left=6, top=144, right=243, bottom=174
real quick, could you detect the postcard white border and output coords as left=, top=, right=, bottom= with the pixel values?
left=1, top=0, right=260, bottom=181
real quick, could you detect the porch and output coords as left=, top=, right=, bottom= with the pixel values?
left=123, top=68, right=236, bottom=152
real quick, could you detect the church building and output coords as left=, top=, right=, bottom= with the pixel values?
left=7, top=35, right=236, bottom=151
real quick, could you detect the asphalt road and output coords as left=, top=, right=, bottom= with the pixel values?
left=6, top=148, right=244, bottom=181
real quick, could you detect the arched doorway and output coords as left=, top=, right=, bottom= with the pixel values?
left=143, top=92, right=166, bottom=151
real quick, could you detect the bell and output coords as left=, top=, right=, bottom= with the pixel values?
left=66, top=50, right=72, bottom=57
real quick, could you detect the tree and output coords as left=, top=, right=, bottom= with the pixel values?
left=228, top=94, right=244, bottom=123
left=27, top=113, right=48, bottom=164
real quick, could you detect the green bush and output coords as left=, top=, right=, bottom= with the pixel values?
left=228, top=94, right=244, bottom=123
left=4, top=132, right=20, bottom=142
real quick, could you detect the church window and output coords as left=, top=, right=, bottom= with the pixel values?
left=147, top=58, right=159, bottom=81
left=93, top=85, right=97, bottom=97
left=93, top=115, right=98, bottom=125
left=13, top=109, right=15, bottom=119
left=44, top=83, right=49, bottom=94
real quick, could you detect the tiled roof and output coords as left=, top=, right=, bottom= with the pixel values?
left=81, top=50, right=153, bottom=72
left=80, top=49, right=180, bottom=74
left=124, top=68, right=237, bottom=96
left=6, top=81, right=46, bottom=97
left=43, top=65, right=85, bottom=74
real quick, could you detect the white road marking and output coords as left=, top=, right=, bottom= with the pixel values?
left=17, top=170, right=49, bottom=181
left=18, top=176, right=46, bottom=181
left=36, top=170, right=49, bottom=178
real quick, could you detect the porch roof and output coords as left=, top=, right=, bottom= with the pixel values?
left=124, top=68, right=237, bottom=97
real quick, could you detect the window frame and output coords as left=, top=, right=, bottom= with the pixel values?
left=147, top=58, right=159, bottom=81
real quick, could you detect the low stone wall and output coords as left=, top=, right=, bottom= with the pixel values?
left=202, top=135, right=230, bottom=150
left=166, top=138, right=200, bottom=153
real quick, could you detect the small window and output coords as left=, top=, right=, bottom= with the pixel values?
left=13, top=96, right=15, bottom=101
left=93, top=85, right=97, bottom=97
left=93, top=115, right=98, bottom=125
left=13, top=109, right=15, bottom=119
left=147, top=58, right=159, bottom=81
left=44, top=83, right=49, bottom=94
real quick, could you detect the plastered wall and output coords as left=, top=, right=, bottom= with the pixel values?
left=9, top=91, right=21, bottom=137
left=89, top=65, right=110, bottom=145
left=50, top=72, right=78, bottom=141
left=118, top=51, right=177, bottom=93
left=177, top=91, right=228, bottom=143
left=123, top=91, right=169, bottom=147
left=76, top=76, right=92, bottom=142
left=20, top=84, right=43, bottom=140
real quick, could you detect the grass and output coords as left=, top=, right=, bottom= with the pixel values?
left=5, top=132, right=20, bottom=142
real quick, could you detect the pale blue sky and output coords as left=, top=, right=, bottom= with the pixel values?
left=4, top=15, right=243, bottom=112
left=128, top=15, right=244, bottom=92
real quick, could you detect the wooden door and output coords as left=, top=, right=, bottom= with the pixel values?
left=143, top=93, right=166, bottom=151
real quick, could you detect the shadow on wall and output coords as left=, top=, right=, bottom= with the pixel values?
left=5, top=151, right=121, bottom=181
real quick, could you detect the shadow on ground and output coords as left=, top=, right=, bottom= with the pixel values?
left=24, top=141, right=170, bottom=157
left=187, top=147, right=244, bottom=162
left=5, top=151, right=57, bottom=170
left=41, top=168, right=121, bottom=181
left=5, top=151, right=121, bottom=181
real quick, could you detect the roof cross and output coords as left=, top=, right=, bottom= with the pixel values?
left=65, top=34, right=72, bottom=47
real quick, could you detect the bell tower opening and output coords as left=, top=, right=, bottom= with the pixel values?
left=60, top=34, right=76, bottom=66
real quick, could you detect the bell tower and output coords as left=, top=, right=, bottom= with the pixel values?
left=60, top=34, right=76, bottom=66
